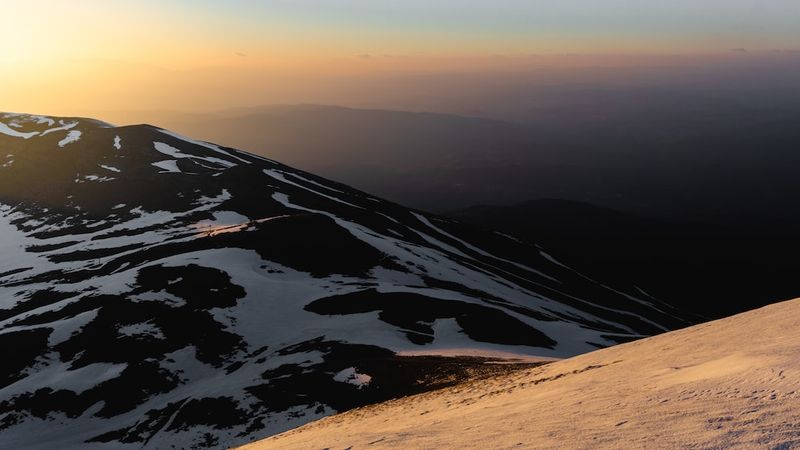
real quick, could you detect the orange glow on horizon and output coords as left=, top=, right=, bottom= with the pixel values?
left=2, top=1, right=799, bottom=117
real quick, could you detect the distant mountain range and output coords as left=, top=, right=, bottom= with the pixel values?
left=102, top=98, right=800, bottom=226
left=0, top=113, right=690, bottom=449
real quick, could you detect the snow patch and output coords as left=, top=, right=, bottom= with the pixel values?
left=83, top=174, right=115, bottom=182
left=41, top=121, right=78, bottom=136
left=58, top=130, right=82, bottom=147
left=154, top=141, right=236, bottom=169
left=0, top=122, right=38, bottom=139
left=99, top=164, right=121, bottom=173
left=152, top=160, right=181, bottom=173
left=158, top=128, right=252, bottom=164
left=118, top=321, right=165, bottom=340
left=333, top=367, right=372, bottom=389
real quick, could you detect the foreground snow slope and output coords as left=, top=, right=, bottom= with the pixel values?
left=245, top=298, right=800, bottom=449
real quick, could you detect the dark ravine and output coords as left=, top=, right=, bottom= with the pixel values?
left=0, top=113, right=692, bottom=449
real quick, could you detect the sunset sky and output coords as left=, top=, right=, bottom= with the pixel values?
left=2, top=1, right=799, bottom=118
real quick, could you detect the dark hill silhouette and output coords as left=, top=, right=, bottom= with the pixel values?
left=448, top=199, right=800, bottom=319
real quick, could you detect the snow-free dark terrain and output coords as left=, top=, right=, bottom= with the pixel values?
left=0, top=113, right=691, bottom=449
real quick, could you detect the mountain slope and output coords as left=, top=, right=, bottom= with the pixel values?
left=107, top=105, right=541, bottom=212
left=448, top=200, right=800, bottom=318
left=244, top=298, right=800, bottom=450
left=0, top=113, right=689, bottom=449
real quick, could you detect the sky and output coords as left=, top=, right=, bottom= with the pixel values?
left=1, top=0, right=799, bottom=117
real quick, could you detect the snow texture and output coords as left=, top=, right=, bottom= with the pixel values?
left=244, top=298, right=800, bottom=450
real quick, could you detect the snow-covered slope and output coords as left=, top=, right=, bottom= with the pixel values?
left=0, top=113, right=691, bottom=449
left=244, top=298, right=800, bottom=450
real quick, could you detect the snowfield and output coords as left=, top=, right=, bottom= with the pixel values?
left=243, top=298, right=800, bottom=450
